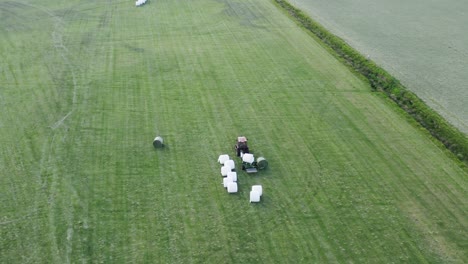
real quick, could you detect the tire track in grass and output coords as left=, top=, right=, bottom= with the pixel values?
left=322, top=97, right=428, bottom=262
left=268, top=122, right=346, bottom=259
left=142, top=9, right=176, bottom=262
left=358, top=95, right=468, bottom=259
left=241, top=6, right=347, bottom=260
left=150, top=22, right=197, bottom=262
left=1, top=3, right=79, bottom=259
left=197, top=58, right=266, bottom=262
left=288, top=103, right=386, bottom=258
left=35, top=133, right=64, bottom=263
left=18, top=0, right=80, bottom=111
left=1, top=40, right=63, bottom=264
left=270, top=0, right=464, bottom=260
left=6, top=4, right=86, bottom=260
left=178, top=22, right=249, bottom=260
left=128, top=7, right=170, bottom=263
left=170, top=3, right=225, bottom=261
left=330, top=97, right=406, bottom=262
left=243, top=37, right=336, bottom=263
left=180, top=2, right=281, bottom=261
left=0, top=129, right=48, bottom=262
left=190, top=45, right=243, bottom=264
left=243, top=1, right=436, bottom=260
left=124, top=101, right=148, bottom=263
left=208, top=0, right=340, bottom=260
left=286, top=129, right=343, bottom=262
left=330, top=93, right=466, bottom=262
left=64, top=3, right=122, bottom=260
left=3, top=1, right=112, bottom=262
left=48, top=2, right=109, bottom=261
left=197, top=24, right=286, bottom=260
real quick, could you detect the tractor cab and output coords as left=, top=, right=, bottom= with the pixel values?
left=235, top=136, right=249, bottom=157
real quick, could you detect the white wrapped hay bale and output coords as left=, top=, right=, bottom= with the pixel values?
left=221, top=166, right=230, bottom=177
left=224, top=159, right=235, bottom=170
left=136, top=0, right=146, bottom=6
left=242, top=153, right=254, bottom=164
left=227, top=182, right=238, bottom=193
left=252, top=185, right=262, bottom=196
left=250, top=191, right=261, bottom=203
left=223, top=177, right=232, bottom=188
left=153, top=136, right=164, bottom=148
left=218, top=154, right=230, bottom=165
left=227, top=171, right=237, bottom=182
left=256, top=157, right=268, bottom=170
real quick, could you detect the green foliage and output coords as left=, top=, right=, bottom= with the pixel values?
left=274, top=0, right=468, bottom=164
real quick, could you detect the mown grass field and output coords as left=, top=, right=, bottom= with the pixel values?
left=0, top=0, right=467, bottom=263
left=289, top=0, right=468, bottom=134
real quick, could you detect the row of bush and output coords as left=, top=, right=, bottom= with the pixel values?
left=274, top=0, right=467, bottom=165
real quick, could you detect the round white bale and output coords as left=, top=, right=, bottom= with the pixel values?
left=218, top=154, right=230, bottom=165
left=227, top=171, right=237, bottom=182
left=227, top=182, right=238, bottom=193
left=250, top=191, right=261, bottom=203
left=252, top=185, right=262, bottom=196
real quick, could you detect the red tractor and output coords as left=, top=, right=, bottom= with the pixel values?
left=235, top=136, right=249, bottom=157
left=234, top=136, right=268, bottom=173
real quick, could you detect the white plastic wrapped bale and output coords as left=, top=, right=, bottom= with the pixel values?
left=252, top=185, right=262, bottom=196
left=221, top=165, right=231, bottom=177
left=153, top=136, right=164, bottom=148
left=223, top=177, right=232, bottom=188
left=227, top=182, right=238, bottom=193
left=250, top=191, right=261, bottom=203
left=224, top=159, right=235, bottom=170
left=242, top=153, right=254, bottom=164
left=227, top=171, right=237, bottom=182
left=218, top=154, right=230, bottom=165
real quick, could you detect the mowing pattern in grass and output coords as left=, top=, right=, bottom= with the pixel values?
left=0, top=0, right=467, bottom=263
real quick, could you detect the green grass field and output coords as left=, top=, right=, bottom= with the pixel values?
left=1, top=0, right=467, bottom=263
left=289, top=0, right=468, bottom=134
